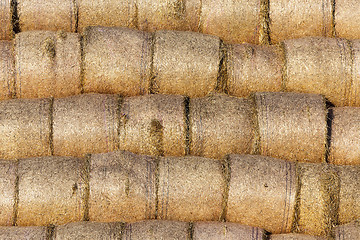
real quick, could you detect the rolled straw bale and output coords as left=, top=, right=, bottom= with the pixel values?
left=269, top=0, right=332, bottom=44
left=193, top=222, right=266, bottom=240
left=270, top=233, right=327, bottom=240
left=152, top=30, right=220, bottom=97
left=284, top=37, right=352, bottom=107
left=157, top=156, right=225, bottom=222
left=119, top=94, right=186, bottom=157
left=0, top=98, right=51, bottom=160
left=335, top=0, right=360, bottom=39
left=0, top=41, right=15, bottom=100
left=254, top=92, right=327, bottom=163
left=189, top=94, right=256, bottom=159
left=0, top=226, right=48, bottom=239
left=0, top=160, right=16, bottom=226
left=226, top=155, right=296, bottom=234
left=14, top=31, right=81, bottom=98
left=122, top=220, right=189, bottom=239
left=334, top=220, right=360, bottom=240
left=83, top=26, right=152, bottom=96
left=329, top=107, right=360, bottom=165
left=0, top=0, right=12, bottom=40
left=17, top=0, right=76, bottom=32
left=227, top=43, right=283, bottom=97
left=53, top=94, right=119, bottom=157
left=17, top=156, right=87, bottom=226
left=89, top=151, right=157, bottom=222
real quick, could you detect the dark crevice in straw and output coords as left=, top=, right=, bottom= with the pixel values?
left=220, top=155, right=231, bottom=222
left=46, top=224, right=55, bottom=240
left=12, top=159, right=19, bottom=226
left=10, top=0, right=20, bottom=34
left=81, top=154, right=91, bottom=221
left=215, top=41, right=228, bottom=94
left=49, top=97, right=54, bottom=156
left=249, top=94, right=261, bottom=155
left=149, top=33, right=157, bottom=94
left=259, top=0, right=271, bottom=45
left=79, top=34, right=86, bottom=94
left=116, top=95, right=124, bottom=150
left=154, top=157, right=160, bottom=219
left=73, top=0, right=79, bottom=33
left=187, top=222, right=194, bottom=240
left=325, top=102, right=334, bottom=164
left=133, top=1, right=139, bottom=29
left=279, top=41, right=288, bottom=92
left=291, top=162, right=302, bottom=233
left=346, top=39, right=355, bottom=106
left=184, top=96, right=191, bottom=155
left=119, top=222, right=126, bottom=239
left=331, top=0, right=336, bottom=37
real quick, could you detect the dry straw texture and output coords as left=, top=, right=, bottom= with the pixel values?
left=254, top=92, right=327, bottom=163
left=349, top=40, right=360, bottom=106
left=333, top=220, right=360, bottom=240
left=0, top=226, right=47, bottom=240
left=17, top=156, right=87, bottom=226
left=0, top=41, right=15, bottom=100
left=0, top=98, right=51, bottom=160
left=152, top=30, right=220, bottom=97
left=14, top=31, right=81, bottom=98
left=83, top=26, right=152, bottom=96
left=0, top=160, right=16, bottom=226
left=53, top=94, right=119, bottom=157
left=227, top=43, right=283, bottom=97
left=189, top=94, right=255, bottom=159
left=335, top=0, right=360, bottom=39
left=0, top=0, right=12, bottom=40
left=270, top=233, right=327, bottom=240
left=89, top=151, right=157, bottom=222
left=226, top=154, right=296, bottom=234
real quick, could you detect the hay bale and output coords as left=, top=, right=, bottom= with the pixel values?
left=349, top=40, right=360, bottom=106
left=0, top=0, right=12, bottom=40
left=158, top=156, right=225, bottom=222
left=53, top=94, right=119, bottom=157
left=17, top=156, right=87, bottom=226
left=152, top=30, right=220, bottom=97
left=193, top=222, right=266, bottom=240
left=14, top=31, right=81, bottom=98
left=269, top=0, right=332, bottom=44
left=271, top=233, right=326, bottom=240
left=227, top=43, right=283, bottom=97
left=254, top=92, right=327, bottom=163
left=119, top=94, right=186, bottom=157
left=226, top=155, right=296, bottom=234
left=0, top=160, right=16, bottom=226
left=284, top=37, right=352, bottom=107
left=189, top=94, right=256, bottom=159
left=329, top=107, right=360, bottom=165
left=82, top=26, right=152, bottom=96
left=89, top=151, right=157, bottom=222
left=17, top=0, right=76, bottom=32
left=123, top=220, right=189, bottom=239
left=335, top=0, right=360, bottom=39
left=334, top=220, right=360, bottom=240
left=0, top=98, right=51, bottom=160
left=0, top=41, right=15, bottom=100
left=0, top=226, right=48, bottom=239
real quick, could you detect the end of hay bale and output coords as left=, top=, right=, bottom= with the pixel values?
left=0, top=0, right=13, bottom=40
left=335, top=0, right=360, bottom=39
left=333, top=220, right=360, bottom=240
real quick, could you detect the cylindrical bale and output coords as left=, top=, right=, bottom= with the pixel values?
left=227, top=43, right=283, bottom=97
left=0, top=226, right=48, bottom=239
left=329, top=107, right=360, bottom=165
left=269, top=0, right=332, bottom=44
left=53, top=94, right=119, bottom=157
left=189, top=94, right=256, bottom=159
left=0, top=98, right=51, bottom=160
left=14, top=31, right=81, bottom=98
left=226, top=155, right=296, bottom=234
left=119, top=94, right=186, bottom=157
left=17, top=0, right=76, bottom=32
left=193, top=222, right=266, bottom=240
left=0, top=41, right=15, bottom=100
left=284, top=37, right=352, bottom=107
left=334, top=220, right=360, bottom=240
left=122, top=220, right=189, bottom=239
left=89, top=151, right=157, bottom=222
left=137, top=0, right=201, bottom=32
left=254, top=92, right=327, bottom=163
left=54, top=221, right=123, bottom=240
left=200, top=0, right=261, bottom=44
left=82, top=26, right=152, bottom=96
left=271, top=233, right=327, bottom=240
left=158, top=156, right=225, bottom=222
left=77, top=0, right=136, bottom=33
left=152, top=30, right=220, bottom=97
left=0, top=160, right=16, bottom=226
left=17, top=156, right=87, bottom=226
left=349, top=40, right=360, bottom=106
left=0, top=0, right=12, bottom=40
left=335, top=0, right=360, bottom=39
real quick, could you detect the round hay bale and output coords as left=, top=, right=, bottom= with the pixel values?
left=14, top=31, right=81, bottom=98
left=17, top=156, right=87, bottom=226
left=349, top=40, right=360, bottom=106
left=226, top=154, right=296, bottom=234
left=0, top=0, right=12, bottom=40
left=254, top=92, right=327, bottom=163
left=0, top=226, right=48, bottom=239
left=152, top=30, right=220, bottom=97
left=53, top=94, right=119, bottom=157
left=329, top=107, right=360, bottom=165
left=0, top=160, right=16, bottom=226
left=17, top=0, right=76, bottom=32
left=269, top=0, right=332, bottom=44
left=89, top=151, right=157, bottom=223
left=284, top=37, right=352, bottom=107
left=83, top=26, right=152, bottom=96
left=123, top=220, right=189, bottom=239
left=0, top=98, right=51, bottom=160
left=0, top=41, right=15, bottom=100
left=334, top=220, right=360, bottom=240
left=193, top=222, right=266, bottom=240
left=227, top=43, right=283, bottom=97
left=335, top=0, right=360, bottom=39
left=158, top=156, right=225, bottom=222
left=189, top=94, right=256, bottom=159
left=119, top=94, right=186, bottom=157
left=271, top=233, right=327, bottom=240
